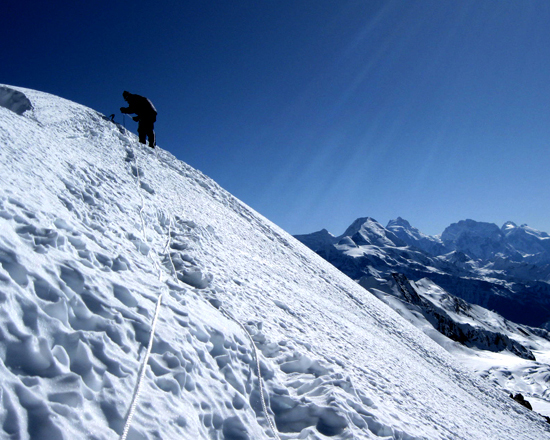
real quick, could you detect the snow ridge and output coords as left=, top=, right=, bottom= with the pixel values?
left=1, top=85, right=549, bottom=439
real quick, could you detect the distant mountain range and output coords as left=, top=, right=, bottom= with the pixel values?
left=295, top=217, right=550, bottom=328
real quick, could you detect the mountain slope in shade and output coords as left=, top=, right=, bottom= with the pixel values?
left=1, top=85, right=549, bottom=439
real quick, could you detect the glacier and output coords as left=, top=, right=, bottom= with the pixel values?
left=0, top=85, right=549, bottom=439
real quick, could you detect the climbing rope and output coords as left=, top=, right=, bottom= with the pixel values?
left=218, top=306, right=282, bottom=440
left=120, top=145, right=167, bottom=440
left=163, top=215, right=180, bottom=280
left=120, top=290, right=163, bottom=440
left=161, top=150, right=282, bottom=439
left=120, top=145, right=281, bottom=439
left=154, top=149, right=280, bottom=438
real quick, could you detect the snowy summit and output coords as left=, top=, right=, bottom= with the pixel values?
left=0, top=85, right=548, bottom=439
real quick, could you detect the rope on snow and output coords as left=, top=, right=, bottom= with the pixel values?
left=120, top=290, right=163, bottom=440
left=218, top=306, right=282, bottom=440
left=120, top=145, right=166, bottom=440
left=164, top=150, right=282, bottom=440
left=119, top=144, right=281, bottom=440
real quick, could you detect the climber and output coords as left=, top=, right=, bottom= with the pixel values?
left=120, top=91, right=157, bottom=148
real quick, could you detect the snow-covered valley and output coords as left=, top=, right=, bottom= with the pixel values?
left=1, top=85, right=549, bottom=439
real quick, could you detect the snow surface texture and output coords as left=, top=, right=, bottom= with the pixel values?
left=0, top=85, right=548, bottom=439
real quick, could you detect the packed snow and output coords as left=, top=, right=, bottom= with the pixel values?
left=0, top=85, right=549, bottom=439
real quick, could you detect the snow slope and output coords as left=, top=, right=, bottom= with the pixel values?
left=0, top=85, right=548, bottom=439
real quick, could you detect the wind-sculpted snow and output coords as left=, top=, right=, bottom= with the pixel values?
left=0, top=85, right=549, bottom=439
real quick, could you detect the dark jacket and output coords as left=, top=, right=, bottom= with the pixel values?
left=121, top=92, right=157, bottom=122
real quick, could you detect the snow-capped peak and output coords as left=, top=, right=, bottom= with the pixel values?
left=502, top=221, right=518, bottom=231
left=386, top=216, right=413, bottom=230
left=340, top=217, right=406, bottom=248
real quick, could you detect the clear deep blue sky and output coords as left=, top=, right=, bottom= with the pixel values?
left=3, top=1, right=550, bottom=236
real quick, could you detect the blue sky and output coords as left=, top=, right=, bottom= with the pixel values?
left=3, top=0, right=550, bottom=236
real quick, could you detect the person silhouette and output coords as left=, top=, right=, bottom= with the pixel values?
left=120, top=91, right=157, bottom=148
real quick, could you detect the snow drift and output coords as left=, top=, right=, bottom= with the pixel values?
left=0, top=85, right=548, bottom=439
